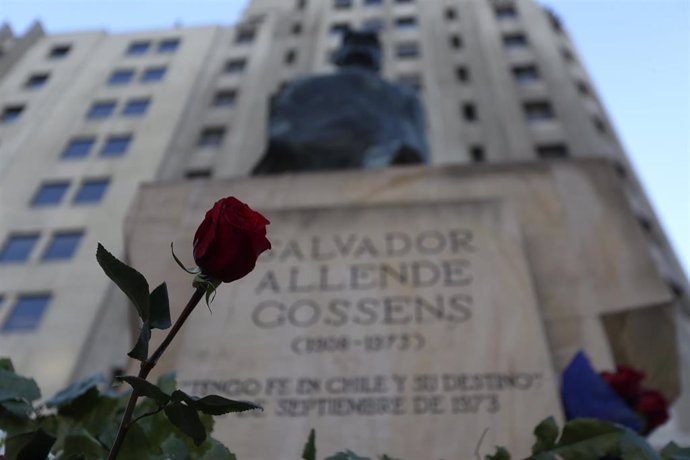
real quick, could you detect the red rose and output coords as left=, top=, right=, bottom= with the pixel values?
left=600, top=365, right=645, bottom=403
left=193, top=197, right=271, bottom=283
left=635, top=390, right=669, bottom=433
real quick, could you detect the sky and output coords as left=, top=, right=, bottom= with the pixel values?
left=2, top=0, right=689, bottom=277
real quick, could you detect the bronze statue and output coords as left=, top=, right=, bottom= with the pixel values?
left=252, top=29, right=429, bottom=174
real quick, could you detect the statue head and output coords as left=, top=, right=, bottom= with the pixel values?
left=333, top=29, right=382, bottom=73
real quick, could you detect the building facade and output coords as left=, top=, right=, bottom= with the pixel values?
left=0, top=0, right=687, bottom=440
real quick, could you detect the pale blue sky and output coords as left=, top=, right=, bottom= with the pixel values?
left=2, top=0, right=689, bottom=277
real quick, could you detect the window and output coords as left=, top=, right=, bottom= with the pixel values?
left=297, top=0, right=307, bottom=10
left=74, top=179, right=110, bottom=204
left=593, top=116, right=607, bottom=134
left=396, top=42, right=419, bottom=59
left=108, top=69, right=135, bottom=85
left=235, top=29, right=256, bottom=44
left=561, top=47, right=574, bottom=62
left=31, top=182, right=70, bottom=206
left=122, top=98, right=150, bottom=117
left=213, top=90, right=237, bottom=107
left=524, top=101, right=554, bottom=122
left=25, top=73, right=49, bottom=89
left=456, top=66, right=470, bottom=83
left=86, top=101, right=116, bottom=119
left=445, top=8, right=457, bottom=20
left=224, top=59, right=246, bottom=74
left=503, top=33, right=528, bottom=48
left=61, top=137, right=95, bottom=159
left=537, top=144, right=568, bottom=159
left=198, top=127, right=226, bottom=148
left=101, top=134, right=132, bottom=157
left=495, top=5, right=517, bottom=19
left=1, top=105, right=24, bottom=123
left=127, top=41, right=150, bottom=55
left=330, top=23, right=350, bottom=36
left=334, top=0, right=352, bottom=9
left=470, top=145, right=485, bottom=163
left=450, top=35, right=463, bottom=49
left=512, top=65, right=539, bottom=83
left=395, top=17, right=417, bottom=30
left=365, top=0, right=383, bottom=5
left=48, top=45, right=70, bottom=59
left=158, top=38, right=180, bottom=53
left=185, top=169, right=212, bottom=179
left=42, top=231, right=84, bottom=261
left=0, top=234, right=40, bottom=263
left=2, top=295, right=51, bottom=333
left=292, top=23, right=303, bottom=35
left=363, top=18, right=384, bottom=32
left=398, top=74, right=422, bottom=92
left=395, top=0, right=414, bottom=3
left=462, top=103, right=477, bottom=122
left=141, top=67, right=166, bottom=83
left=575, top=80, right=590, bottom=95
left=285, top=49, right=297, bottom=65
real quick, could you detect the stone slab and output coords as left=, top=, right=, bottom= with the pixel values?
left=173, top=200, right=561, bottom=459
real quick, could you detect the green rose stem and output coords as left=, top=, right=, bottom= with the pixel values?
left=107, top=286, right=205, bottom=460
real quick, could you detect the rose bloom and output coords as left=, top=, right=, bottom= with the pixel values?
left=600, top=365, right=645, bottom=404
left=193, top=197, right=271, bottom=283
left=636, top=390, right=670, bottom=433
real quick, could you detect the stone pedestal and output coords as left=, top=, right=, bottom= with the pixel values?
left=123, top=160, right=678, bottom=457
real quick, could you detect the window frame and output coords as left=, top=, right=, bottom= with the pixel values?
left=122, top=98, right=151, bottom=117
left=61, top=137, right=96, bottom=159
left=25, top=73, right=50, bottom=89
left=2, top=294, right=51, bottom=333
left=31, top=181, right=71, bottom=207
left=100, top=134, right=133, bottom=157
left=0, top=233, right=40, bottom=263
left=41, top=230, right=85, bottom=261
left=86, top=101, right=117, bottom=120
left=73, top=178, right=110, bottom=204
left=108, top=69, right=135, bottom=85
left=126, top=41, right=151, bottom=56
left=140, top=66, right=167, bottom=83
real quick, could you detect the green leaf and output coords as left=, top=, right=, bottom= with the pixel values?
left=4, top=429, right=56, bottom=460
left=164, top=402, right=207, bottom=446
left=149, top=283, right=172, bottom=330
left=62, top=429, right=106, bottom=460
left=118, top=376, right=171, bottom=406
left=0, top=399, right=34, bottom=420
left=46, top=373, right=104, bottom=409
left=171, top=390, right=261, bottom=415
left=532, top=417, right=559, bottom=453
left=530, top=419, right=625, bottom=460
left=128, top=322, right=152, bottom=361
left=485, top=446, right=511, bottom=460
left=302, top=429, right=316, bottom=460
left=171, top=242, right=201, bottom=275
left=619, top=430, right=662, bottom=460
left=96, top=243, right=150, bottom=322
left=118, top=419, right=158, bottom=460
left=199, top=438, right=238, bottom=460
left=661, top=442, right=690, bottom=460
left=0, top=368, right=41, bottom=403
left=0, top=357, right=15, bottom=371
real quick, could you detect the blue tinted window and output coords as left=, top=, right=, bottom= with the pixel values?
left=31, top=182, right=70, bottom=206
left=141, top=67, right=166, bottom=82
left=122, top=98, right=150, bottom=116
left=42, top=231, right=83, bottom=261
left=127, top=41, right=150, bottom=55
left=158, top=39, right=179, bottom=53
left=1, top=105, right=24, bottom=123
left=25, top=73, right=49, bottom=89
left=0, top=234, right=39, bottom=263
left=87, top=101, right=116, bottom=119
left=108, top=69, right=134, bottom=85
left=101, top=135, right=132, bottom=157
left=61, top=137, right=95, bottom=159
left=48, top=45, right=70, bottom=58
left=74, top=179, right=109, bottom=204
left=224, top=59, right=246, bottom=74
left=2, top=295, right=51, bottom=332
